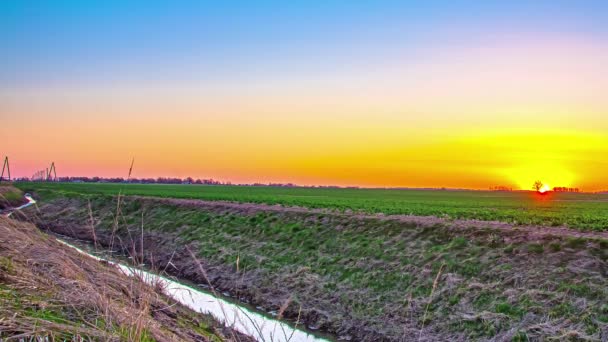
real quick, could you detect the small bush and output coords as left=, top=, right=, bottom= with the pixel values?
left=495, top=302, right=523, bottom=317
left=527, top=244, right=544, bottom=254
left=565, top=237, right=586, bottom=249
left=548, top=242, right=562, bottom=252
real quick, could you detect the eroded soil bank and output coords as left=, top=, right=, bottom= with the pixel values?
left=26, top=194, right=608, bottom=341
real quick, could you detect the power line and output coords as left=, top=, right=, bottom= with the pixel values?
left=30, top=162, right=58, bottom=182
left=0, top=156, right=10, bottom=182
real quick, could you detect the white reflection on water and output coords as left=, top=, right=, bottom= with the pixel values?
left=56, top=239, right=328, bottom=342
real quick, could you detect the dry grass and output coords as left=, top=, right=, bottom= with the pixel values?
left=418, top=263, right=445, bottom=341
left=0, top=217, right=249, bottom=341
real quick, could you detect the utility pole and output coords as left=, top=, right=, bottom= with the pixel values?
left=0, top=157, right=10, bottom=182
left=47, top=162, right=57, bottom=182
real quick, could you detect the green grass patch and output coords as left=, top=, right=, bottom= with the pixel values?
left=15, top=182, right=608, bottom=231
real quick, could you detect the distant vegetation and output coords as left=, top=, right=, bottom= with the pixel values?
left=553, top=187, right=580, bottom=192
left=17, top=182, right=608, bottom=231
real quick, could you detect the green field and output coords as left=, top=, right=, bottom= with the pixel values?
left=28, top=186, right=608, bottom=340
left=16, top=182, right=608, bottom=231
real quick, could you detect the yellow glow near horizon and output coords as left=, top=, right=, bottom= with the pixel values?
left=2, top=34, right=608, bottom=190
left=460, top=130, right=606, bottom=191
left=2, top=104, right=608, bottom=190
left=506, top=163, right=572, bottom=191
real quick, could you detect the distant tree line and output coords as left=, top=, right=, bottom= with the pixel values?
left=489, top=186, right=513, bottom=191
left=553, top=187, right=580, bottom=193
left=14, top=176, right=308, bottom=187
left=15, top=176, right=226, bottom=185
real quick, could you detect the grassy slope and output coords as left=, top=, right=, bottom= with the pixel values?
left=16, top=182, right=608, bottom=231
left=0, top=217, right=251, bottom=341
left=0, top=184, right=24, bottom=209
left=32, top=194, right=608, bottom=341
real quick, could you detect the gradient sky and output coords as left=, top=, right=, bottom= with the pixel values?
left=2, top=1, right=608, bottom=190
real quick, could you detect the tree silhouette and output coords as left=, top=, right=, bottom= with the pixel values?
left=532, top=180, right=543, bottom=191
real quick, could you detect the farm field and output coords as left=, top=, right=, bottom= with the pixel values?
left=21, top=187, right=608, bottom=341
left=16, top=182, right=608, bottom=231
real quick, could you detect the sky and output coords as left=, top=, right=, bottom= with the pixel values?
left=2, top=1, right=608, bottom=190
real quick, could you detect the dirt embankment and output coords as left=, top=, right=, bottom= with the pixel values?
left=26, top=195, right=608, bottom=342
left=0, top=216, right=254, bottom=341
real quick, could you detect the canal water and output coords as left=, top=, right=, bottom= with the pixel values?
left=7, top=193, right=333, bottom=341
left=56, top=236, right=332, bottom=342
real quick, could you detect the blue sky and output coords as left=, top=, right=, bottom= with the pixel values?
left=2, top=1, right=607, bottom=88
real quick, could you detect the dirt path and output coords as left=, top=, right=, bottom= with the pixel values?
left=135, top=195, right=608, bottom=241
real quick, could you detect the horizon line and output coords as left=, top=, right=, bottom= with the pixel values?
left=8, top=176, right=598, bottom=193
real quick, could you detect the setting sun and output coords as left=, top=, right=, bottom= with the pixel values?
left=507, top=160, right=574, bottom=192
left=538, top=184, right=551, bottom=194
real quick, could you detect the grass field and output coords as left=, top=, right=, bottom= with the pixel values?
left=17, top=182, right=608, bottom=231
left=30, top=192, right=608, bottom=340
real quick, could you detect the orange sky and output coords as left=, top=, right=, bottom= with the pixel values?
left=2, top=3, right=608, bottom=190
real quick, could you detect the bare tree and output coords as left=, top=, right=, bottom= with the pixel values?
left=532, top=180, right=543, bottom=191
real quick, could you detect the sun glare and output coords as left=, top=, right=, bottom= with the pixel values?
left=538, top=184, right=551, bottom=194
